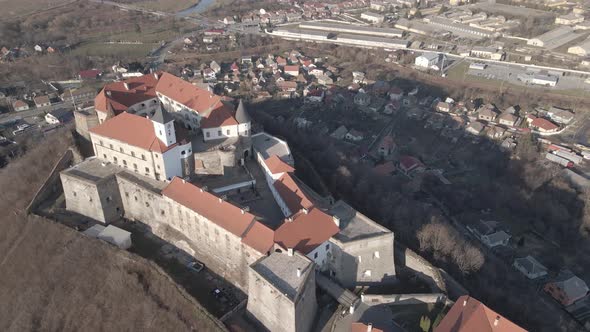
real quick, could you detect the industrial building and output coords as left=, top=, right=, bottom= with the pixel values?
left=424, top=16, right=496, bottom=39
left=336, top=34, right=409, bottom=49
left=568, top=39, right=590, bottom=56
left=298, top=21, right=404, bottom=38
left=527, top=26, right=580, bottom=50
left=361, top=12, right=385, bottom=24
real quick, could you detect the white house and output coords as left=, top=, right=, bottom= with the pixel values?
left=45, top=108, right=73, bottom=125
left=513, top=256, right=548, bottom=279
left=361, top=12, right=385, bottom=24
left=415, top=53, right=440, bottom=69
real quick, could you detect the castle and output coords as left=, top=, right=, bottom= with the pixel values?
left=63, top=72, right=396, bottom=332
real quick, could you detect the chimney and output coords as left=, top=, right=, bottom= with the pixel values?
left=123, top=82, right=130, bottom=90
left=106, top=90, right=112, bottom=97
left=367, top=324, right=373, bottom=332
left=287, top=217, right=293, bottom=222
left=333, top=215, right=340, bottom=227
left=287, top=248, right=293, bottom=256
left=302, top=208, right=308, bottom=214
left=182, top=179, right=185, bottom=184
left=154, top=72, right=159, bottom=79
left=494, top=316, right=500, bottom=327
left=463, top=299, right=467, bottom=306
left=221, top=194, right=227, bottom=201
left=296, top=268, right=301, bottom=278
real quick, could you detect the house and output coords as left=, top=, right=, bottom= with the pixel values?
left=276, top=81, right=298, bottom=92
left=317, top=75, right=333, bottom=86
left=223, top=16, right=236, bottom=25
left=384, top=101, right=400, bottom=115
left=99, top=225, right=133, bottom=249
left=345, top=129, right=364, bottom=142
left=415, top=53, right=439, bottom=69
left=305, top=89, right=324, bottom=103
left=202, top=68, right=217, bottom=81
left=354, top=92, right=371, bottom=107
left=531, top=118, right=559, bottom=133
left=373, top=161, right=396, bottom=176
left=388, top=87, right=403, bottom=100
left=34, top=95, right=51, bottom=108
left=284, top=65, right=300, bottom=76
left=436, top=102, right=451, bottom=113
left=210, top=61, right=221, bottom=74
left=377, top=135, right=396, bottom=157
left=12, top=100, right=29, bottom=112
left=361, top=12, right=384, bottom=23
left=352, top=71, right=365, bottom=84
left=498, top=111, right=519, bottom=126
left=331, top=125, right=348, bottom=140
left=466, top=220, right=511, bottom=248
left=434, top=295, right=526, bottom=332
left=241, top=55, right=252, bottom=64
left=45, top=108, right=73, bottom=125
left=513, top=256, right=548, bottom=279
left=477, top=104, right=499, bottom=121
left=465, top=121, right=485, bottom=135
left=399, top=156, right=425, bottom=175
left=230, top=62, right=239, bottom=72
left=78, top=69, right=102, bottom=80
left=309, top=68, right=324, bottom=77
left=547, top=106, right=574, bottom=125
left=276, top=56, right=287, bottom=66
left=544, top=270, right=589, bottom=306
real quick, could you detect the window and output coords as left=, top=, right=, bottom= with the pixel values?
left=145, top=202, right=150, bottom=207
left=181, top=151, right=186, bottom=155
left=134, top=163, right=138, bottom=170
left=131, top=151, right=135, bottom=157
left=106, top=196, right=112, bottom=202
left=113, top=156, right=118, bottom=164
left=100, top=140, right=104, bottom=146
left=245, top=130, right=249, bottom=136
left=103, top=154, right=107, bottom=159
left=226, top=129, right=230, bottom=135
left=218, top=130, right=222, bottom=136
left=155, top=154, right=159, bottom=159
left=374, top=251, right=380, bottom=259
left=72, top=191, right=77, bottom=197
left=157, top=165, right=161, bottom=170
left=314, top=252, right=319, bottom=259
left=159, top=130, right=162, bottom=135
left=145, top=167, right=150, bottom=173
left=141, top=103, right=145, bottom=107
left=161, top=210, right=165, bottom=216
left=134, top=196, right=138, bottom=201
left=119, top=147, right=124, bottom=153
left=109, top=144, right=113, bottom=149
left=123, top=160, right=127, bottom=166
left=89, top=197, right=93, bottom=202
left=325, top=244, right=330, bottom=250
left=141, top=154, right=146, bottom=160
left=125, top=192, right=129, bottom=198
left=206, top=132, right=210, bottom=138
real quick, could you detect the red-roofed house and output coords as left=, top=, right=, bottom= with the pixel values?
left=89, top=109, right=193, bottom=181
left=531, top=118, right=559, bottom=133
left=284, top=65, right=300, bottom=76
left=263, top=155, right=295, bottom=178
left=78, top=69, right=102, bottom=80
left=434, top=295, right=526, bottom=332
left=399, top=156, right=425, bottom=175
left=12, top=100, right=29, bottom=112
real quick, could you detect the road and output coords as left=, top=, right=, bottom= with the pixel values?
left=0, top=102, right=73, bottom=124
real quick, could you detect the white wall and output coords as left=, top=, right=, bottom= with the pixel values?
left=202, top=124, right=241, bottom=141
left=306, top=240, right=331, bottom=269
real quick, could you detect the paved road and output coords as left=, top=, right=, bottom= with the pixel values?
left=0, top=102, right=73, bottom=124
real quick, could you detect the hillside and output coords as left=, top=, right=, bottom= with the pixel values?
left=0, top=128, right=225, bottom=332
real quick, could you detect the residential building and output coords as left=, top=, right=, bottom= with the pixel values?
left=415, top=53, right=440, bottom=69
left=345, top=129, right=364, bottom=141
left=466, top=121, right=485, bottom=135
left=45, top=108, right=73, bottom=125
left=556, top=14, right=584, bottom=25
left=531, top=73, right=558, bottom=87
left=284, top=65, right=300, bottom=76
left=531, top=118, right=559, bottom=133
left=470, top=46, right=505, bottom=61
left=399, top=156, right=425, bottom=175
left=436, top=102, right=451, bottom=113
left=12, top=100, right=29, bottom=112
left=513, top=256, right=548, bottom=279
left=331, top=125, right=348, bottom=140
left=544, top=270, right=589, bottom=306
left=547, top=106, right=574, bottom=125
left=33, top=95, right=51, bottom=108
left=498, top=112, right=519, bottom=126
left=434, top=295, right=526, bottom=332
left=478, top=104, right=499, bottom=121
left=377, top=135, right=395, bottom=157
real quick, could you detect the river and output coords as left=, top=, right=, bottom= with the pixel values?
left=176, top=0, right=216, bottom=17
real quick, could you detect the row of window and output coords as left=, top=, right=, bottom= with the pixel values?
left=205, top=129, right=249, bottom=138
left=99, top=141, right=147, bottom=161
left=107, top=154, right=157, bottom=174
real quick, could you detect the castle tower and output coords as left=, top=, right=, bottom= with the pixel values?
left=150, top=106, right=176, bottom=147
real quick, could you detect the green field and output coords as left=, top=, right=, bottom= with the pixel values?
left=70, top=42, right=156, bottom=58
left=133, top=0, right=198, bottom=12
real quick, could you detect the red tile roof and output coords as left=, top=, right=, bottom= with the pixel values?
left=531, top=118, right=558, bottom=131
left=351, top=323, right=383, bottom=332
left=199, top=103, right=238, bottom=128
left=13, top=100, right=27, bottom=108
left=399, top=156, right=423, bottom=172
left=264, top=155, right=295, bottom=174
left=273, top=173, right=313, bottom=215
left=373, top=161, right=396, bottom=176
left=242, top=221, right=275, bottom=254
left=274, top=208, right=339, bottom=254
left=434, top=295, right=527, bottom=332
left=155, top=72, right=223, bottom=115
left=162, top=178, right=255, bottom=239
left=79, top=69, right=102, bottom=79
left=89, top=112, right=173, bottom=153
left=95, top=73, right=160, bottom=114
left=284, top=65, right=300, bottom=74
